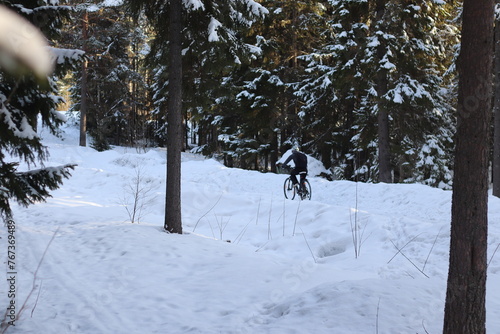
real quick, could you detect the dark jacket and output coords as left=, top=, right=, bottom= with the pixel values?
left=284, top=151, right=307, bottom=171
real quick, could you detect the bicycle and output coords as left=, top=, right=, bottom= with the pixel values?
left=276, top=162, right=312, bottom=200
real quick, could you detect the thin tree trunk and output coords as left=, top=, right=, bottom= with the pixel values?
left=164, top=0, right=183, bottom=234
left=270, top=132, right=278, bottom=173
left=79, top=11, right=88, bottom=147
left=183, top=110, right=188, bottom=151
left=493, top=12, right=500, bottom=197
left=443, top=0, right=494, bottom=332
left=374, top=0, right=391, bottom=183
left=377, top=108, right=391, bottom=182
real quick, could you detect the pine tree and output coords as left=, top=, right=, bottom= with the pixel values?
left=444, top=0, right=493, bottom=331
left=296, top=0, right=370, bottom=176
left=161, top=0, right=182, bottom=234
left=216, top=0, right=329, bottom=170
left=297, top=0, right=458, bottom=186
left=133, top=0, right=268, bottom=150
left=216, top=65, right=286, bottom=170
left=126, top=0, right=268, bottom=233
left=0, top=0, right=82, bottom=217
left=376, top=1, right=456, bottom=186
left=66, top=1, right=149, bottom=150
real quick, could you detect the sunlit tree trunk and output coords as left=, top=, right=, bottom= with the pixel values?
left=79, top=10, right=88, bottom=147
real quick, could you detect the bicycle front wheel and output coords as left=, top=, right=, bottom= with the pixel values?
left=284, top=177, right=295, bottom=200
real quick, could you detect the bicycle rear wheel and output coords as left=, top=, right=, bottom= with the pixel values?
left=284, top=177, right=295, bottom=200
left=300, top=179, right=312, bottom=200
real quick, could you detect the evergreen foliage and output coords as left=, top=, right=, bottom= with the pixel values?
left=124, top=0, right=457, bottom=189
left=127, top=0, right=268, bottom=149
left=215, top=0, right=329, bottom=171
left=0, top=0, right=470, bottom=193
left=0, top=0, right=81, bottom=217
left=67, top=0, right=149, bottom=150
left=296, top=0, right=458, bottom=187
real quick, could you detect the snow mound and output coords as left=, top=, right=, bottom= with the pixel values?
left=277, top=149, right=331, bottom=177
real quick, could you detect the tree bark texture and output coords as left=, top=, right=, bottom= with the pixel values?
left=377, top=107, right=391, bottom=183
left=164, top=0, right=183, bottom=234
left=493, top=12, right=500, bottom=197
left=443, top=0, right=494, bottom=332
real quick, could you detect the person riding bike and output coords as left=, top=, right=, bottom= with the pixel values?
left=279, top=148, right=308, bottom=195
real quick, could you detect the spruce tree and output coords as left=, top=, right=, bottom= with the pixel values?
left=297, top=0, right=457, bottom=186
left=66, top=1, right=149, bottom=150
left=0, top=0, right=82, bottom=217
left=296, top=0, right=370, bottom=176
left=126, top=0, right=268, bottom=233
left=129, top=0, right=268, bottom=150
left=217, top=0, right=329, bottom=170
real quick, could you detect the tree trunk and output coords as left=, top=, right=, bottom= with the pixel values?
left=443, top=0, right=494, bottom=332
left=493, top=12, right=500, bottom=197
left=374, top=0, right=391, bottom=183
left=79, top=11, right=88, bottom=147
left=270, top=132, right=278, bottom=173
left=164, top=0, right=183, bottom=234
left=377, top=108, right=391, bottom=182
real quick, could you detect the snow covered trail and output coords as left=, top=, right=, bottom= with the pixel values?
left=1, top=126, right=500, bottom=333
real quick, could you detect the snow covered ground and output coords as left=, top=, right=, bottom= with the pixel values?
left=1, top=124, right=500, bottom=334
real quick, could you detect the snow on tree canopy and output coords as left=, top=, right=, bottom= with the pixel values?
left=208, top=17, right=222, bottom=42
left=183, top=0, right=268, bottom=19
left=50, top=47, right=85, bottom=65
left=246, top=0, right=269, bottom=16
left=102, top=0, right=124, bottom=6
left=184, top=0, right=205, bottom=10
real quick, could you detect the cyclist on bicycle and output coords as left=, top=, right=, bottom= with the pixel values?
left=279, top=148, right=308, bottom=194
